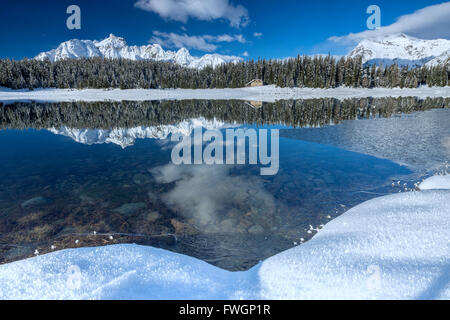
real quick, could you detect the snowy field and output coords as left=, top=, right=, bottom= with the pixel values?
left=0, top=174, right=448, bottom=300
left=1, top=85, right=450, bottom=103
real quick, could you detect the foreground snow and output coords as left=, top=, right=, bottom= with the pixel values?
left=419, top=174, right=450, bottom=190
left=1, top=85, right=449, bottom=103
left=0, top=185, right=449, bottom=300
left=259, top=190, right=450, bottom=300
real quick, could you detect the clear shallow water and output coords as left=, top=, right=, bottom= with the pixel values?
left=0, top=98, right=448, bottom=270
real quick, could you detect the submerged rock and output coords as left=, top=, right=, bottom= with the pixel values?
left=113, top=202, right=146, bottom=216
left=145, top=211, right=161, bottom=223
left=220, top=218, right=238, bottom=233
left=79, top=194, right=95, bottom=204
left=21, top=197, right=49, bottom=208
left=133, top=174, right=151, bottom=185
left=5, top=246, right=34, bottom=260
left=147, top=191, right=158, bottom=203
left=171, top=219, right=198, bottom=235
left=248, top=225, right=265, bottom=235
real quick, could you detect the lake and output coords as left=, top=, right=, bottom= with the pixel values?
left=0, top=97, right=448, bottom=270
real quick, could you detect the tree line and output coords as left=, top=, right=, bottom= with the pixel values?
left=1, top=97, right=448, bottom=130
left=0, top=56, right=448, bottom=90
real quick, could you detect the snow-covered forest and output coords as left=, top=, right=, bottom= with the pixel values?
left=0, top=55, right=448, bottom=90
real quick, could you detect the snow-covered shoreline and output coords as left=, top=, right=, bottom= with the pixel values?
left=0, top=175, right=448, bottom=300
left=1, top=85, right=449, bottom=103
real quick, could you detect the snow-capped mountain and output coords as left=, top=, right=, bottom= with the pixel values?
left=347, top=33, right=450, bottom=68
left=426, top=49, right=450, bottom=67
left=48, top=118, right=229, bottom=148
left=35, top=34, right=242, bottom=69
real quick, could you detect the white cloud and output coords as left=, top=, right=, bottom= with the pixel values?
left=214, top=34, right=235, bottom=42
left=242, top=51, right=249, bottom=57
left=151, top=31, right=245, bottom=51
left=135, top=0, right=249, bottom=27
left=150, top=164, right=276, bottom=232
left=152, top=31, right=217, bottom=51
left=253, top=32, right=263, bottom=38
left=329, top=2, right=450, bottom=45
left=204, top=34, right=246, bottom=43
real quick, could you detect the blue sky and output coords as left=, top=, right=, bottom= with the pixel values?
left=1, top=0, right=449, bottom=60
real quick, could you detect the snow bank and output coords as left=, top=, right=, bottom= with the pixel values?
left=0, top=85, right=449, bottom=103
left=259, top=190, right=450, bottom=300
left=0, top=190, right=449, bottom=300
left=0, top=245, right=253, bottom=300
left=419, top=175, right=450, bottom=190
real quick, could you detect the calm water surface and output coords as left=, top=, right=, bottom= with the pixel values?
left=0, top=98, right=448, bottom=270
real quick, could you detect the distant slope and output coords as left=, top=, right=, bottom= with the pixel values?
left=35, top=34, right=242, bottom=69
left=426, top=49, right=450, bottom=67
left=347, top=33, right=450, bottom=68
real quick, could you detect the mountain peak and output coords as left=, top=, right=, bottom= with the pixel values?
left=35, top=35, right=243, bottom=69
left=96, top=34, right=127, bottom=49
left=396, top=33, right=409, bottom=39
left=177, top=47, right=189, bottom=54
left=174, top=48, right=194, bottom=65
left=348, top=34, right=450, bottom=67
